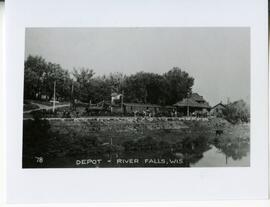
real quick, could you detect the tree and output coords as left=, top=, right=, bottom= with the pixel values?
left=120, top=68, right=194, bottom=105
left=163, top=67, right=194, bottom=105
left=89, top=77, right=111, bottom=103
left=72, top=68, right=113, bottom=103
left=45, top=62, right=72, bottom=101
left=24, top=56, right=195, bottom=106
left=72, top=68, right=95, bottom=102
left=24, top=55, right=72, bottom=101
left=123, top=72, right=167, bottom=104
left=222, top=100, right=250, bottom=124
left=105, top=72, right=126, bottom=93
left=24, top=56, right=47, bottom=99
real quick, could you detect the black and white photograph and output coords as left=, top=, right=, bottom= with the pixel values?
left=4, top=0, right=269, bottom=204
left=22, top=27, right=250, bottom=168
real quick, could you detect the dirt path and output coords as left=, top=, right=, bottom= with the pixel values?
left=24, top=102, right=70, bottom=113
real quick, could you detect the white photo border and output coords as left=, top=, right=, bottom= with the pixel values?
left=5, top=0, right=268, bottom=203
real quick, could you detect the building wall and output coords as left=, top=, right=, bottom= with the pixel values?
left=177, top=107, right=210, bottom=116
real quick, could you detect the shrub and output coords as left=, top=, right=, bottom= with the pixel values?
left=223, top=100, right=250, bottom=124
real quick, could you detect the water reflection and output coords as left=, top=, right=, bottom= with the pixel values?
left=23, top=118, right=250, bottom=168
left=214, top=137, right=249, bottom=162
left=190, top=136, right=250, bottom=167
left=191, top=145, right=250, bottom=167
left=23, top=134, right=250, bottom=168
left=70, top=135, right=250, bottom=168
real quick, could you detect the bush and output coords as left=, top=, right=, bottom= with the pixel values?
left=223, top=100, right=250, bottom=124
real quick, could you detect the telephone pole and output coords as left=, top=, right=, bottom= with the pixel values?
left=121, top=90, right=124, bottom=112
left=53, top=81, right=56, bottom=112
left=187, top=92, right=190, bottom=117
left=70, top=82, right=74, bottom=110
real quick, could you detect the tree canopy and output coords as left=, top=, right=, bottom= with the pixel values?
left=24, top=55, right=71, bottom=101
left=24, top=56, right=194, bottom=105
left=222, top=100, right=250, bottom=124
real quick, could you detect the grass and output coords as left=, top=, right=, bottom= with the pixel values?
left=23, top=103, right=39, bottom=111
left=30, top=99, right=69, bottom=106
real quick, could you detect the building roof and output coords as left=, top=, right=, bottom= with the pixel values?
left=211, top=102, right=226, bottom=109
left=190, top=93, right=205, bottom=102
left=174, top=93, right=211, bottom=108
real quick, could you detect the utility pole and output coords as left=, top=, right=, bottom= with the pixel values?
left=227, top=97, right=230, bottom=105
left=70, top=82, right=74, bottom=110
left=53, top=81, right=56, bottom=112
left=187, top=92, right=190, bottom=117
left=121, top=90, right=124, bottom=113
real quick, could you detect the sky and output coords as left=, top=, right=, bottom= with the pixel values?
left=25, top=27, right=250, bottom=106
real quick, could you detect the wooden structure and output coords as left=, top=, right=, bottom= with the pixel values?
left=110, top=103, right=177, bottom=116
left=123, top=103, right=161, bottom=114
left=174, top=93, right=211, bottom=116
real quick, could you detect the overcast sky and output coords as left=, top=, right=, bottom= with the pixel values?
left=25, top=27, right=250, bottom=106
